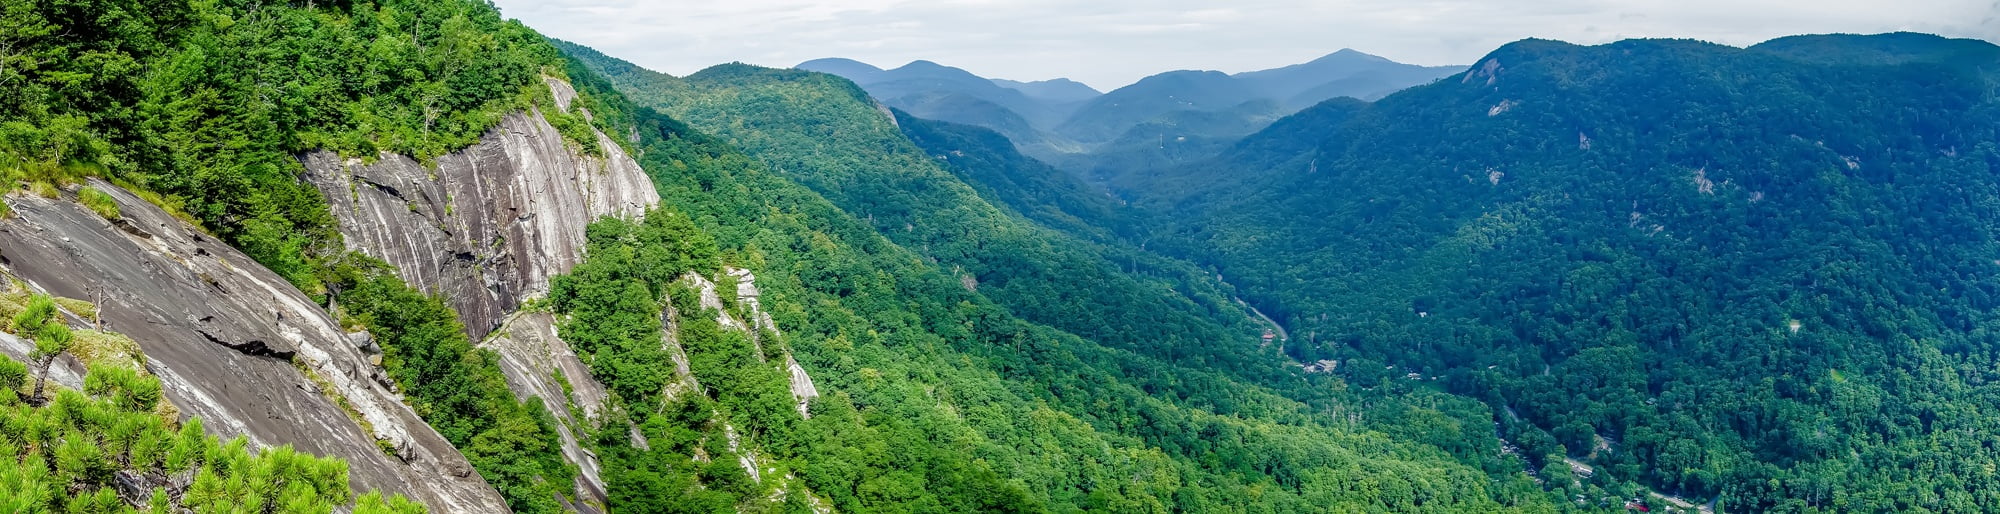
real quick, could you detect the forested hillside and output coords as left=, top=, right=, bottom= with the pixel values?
left=21, top=0, right=1985, bottom=512
left=0, top=0, right=589, bottom=509
left=564, top=44, right=1302, bottom=387
left=803, top=52, right=1457, bottom=184
left=1135, top=33, right=2000, bottom=512
left=890, top=111, right=1136, bottom=241
left=0, top=0, right=1567, bottom=511
left=549, top=49, right=1557, bottom=512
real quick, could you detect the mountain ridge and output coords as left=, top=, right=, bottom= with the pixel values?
left=10, top=3, right=1994, bottom=510
left=1125, top=32, right=2000, bottom=512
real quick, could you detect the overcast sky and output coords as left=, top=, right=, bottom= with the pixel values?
left=492, top=0, right=2000, bottom=90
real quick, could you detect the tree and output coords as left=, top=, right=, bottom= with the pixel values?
left=15, top=294, right=72, bottom=404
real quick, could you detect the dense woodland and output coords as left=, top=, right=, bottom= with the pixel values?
left=562, top=45, right=1305, bottom=392
left=1131, top=34, right=2000, bottom=512
left=545, top=55, right=1550, bottom=511
left=6, top=0, right=1997, bottom=512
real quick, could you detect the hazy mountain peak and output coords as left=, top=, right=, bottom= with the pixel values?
left=1316, top=48, right=1394, bottom=64
left=991, top=77, right=1103, bottom=102
left=797, top=57, right=884, bottom=78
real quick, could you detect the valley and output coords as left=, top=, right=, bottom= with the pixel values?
left=0, top=1, right=1994, bottom=513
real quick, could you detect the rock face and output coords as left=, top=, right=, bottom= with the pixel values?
left=701, top=269, right=820, bottom=417
left=724, top=268, right=819, bottom=416
left=299, top=77, right=825, bottom=507
left=783, top=355, right=820, bottom=417
left=306, top=78, right=659, bottom=510
left=0, top=181, right=509, bottom=511
left=303, top=78, right=657, bottom=339
left=477, top=309, right=610, bottom=508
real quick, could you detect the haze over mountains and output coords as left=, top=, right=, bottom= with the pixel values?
left=798, top=49, right=1461, bottom=171
left=8, top=0, right=2000, bottom=511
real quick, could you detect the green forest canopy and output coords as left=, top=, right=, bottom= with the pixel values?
left=1129, top=34, right=2000, bottom=512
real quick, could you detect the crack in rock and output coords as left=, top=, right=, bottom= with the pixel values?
left=196, top=329, right=296, bottom=360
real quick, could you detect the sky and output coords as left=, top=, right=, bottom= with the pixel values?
left=492, top=0, right=2000, bottom=91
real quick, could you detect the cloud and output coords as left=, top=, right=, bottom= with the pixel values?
left=493, top=0, right=2000, bottom=90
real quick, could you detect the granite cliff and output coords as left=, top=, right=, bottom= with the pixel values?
left=0, top=181, right=509, bottom=511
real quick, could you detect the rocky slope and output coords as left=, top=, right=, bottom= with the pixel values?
left=304, top=76, right=825, bottom=509
left=301, top=77, right=655, bottom=510
left=0, top=181, right=509, bottom=511
left=303, top=78, right=658, bottom=339
left=477, top=309, right=613, bottom=508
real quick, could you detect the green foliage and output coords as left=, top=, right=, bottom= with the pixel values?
left=1131, top=35, right=2000, bottom=511
left=544, top=47, right=1556, bottom=512
left=0, top=354, right=419, bottom=512
left=892, top=111, right=1135, bottom=240
left=4, top=2, right=621, bottom=504
left=12, top=293, right=73, bottom=402
left=0, top=0, right=567, bottom=294
left=550, top=211, right=718, bottom=403
left=333, top=261, right=574, bottom=513
left=0, top=356, right=24, bottom=392
left=11, top=293, right=57, bottom=335
left=27, top=181, right=58, bottom=199
left=355, top=491, right=430, bottom=514
left=566, top=46, right=1326, bottom=413
left=547, top=210, right=805, bottom=511
left=543, top=100, right=605, bottom=157
left=77, top=186, right=118, bottom=219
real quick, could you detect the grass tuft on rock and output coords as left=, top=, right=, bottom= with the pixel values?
left=78, top=186, right=119, bottom=219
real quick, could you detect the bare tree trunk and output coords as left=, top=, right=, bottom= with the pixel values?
left=28, top=355, right=51, bottom=405
left=92, top=285, right=104, bottom=331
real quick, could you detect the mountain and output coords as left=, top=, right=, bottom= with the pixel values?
left=1057, top=50, right=1459, bottom=145
left=990, top=77, right=1103, bottom=102
left=567, top=41, right=1558, bottom=512
left=799, top=58, right=1087, bottom=156
left=1054, top=98, right=1293, bottom=187
left=1751, top=31, right=2000, bottom=69
left=20, top=0, right=1988, bottom=511
left=794, top=57, right=884, bottom=77
left=802, top=52, right=1459, bottom=185
left=0, top=0, right=616, bottom=510
left=2, top=0, right=1562, bottom=508
left=1235, top=48, right=1464, bottom=107
left=1055, top=70, right=1262, bottom=143
left=1129, top=33, right=2000, bottom=511
left=798, top=58, right=1076, bottom=127
left=893, top=111, right=1135, bottom=240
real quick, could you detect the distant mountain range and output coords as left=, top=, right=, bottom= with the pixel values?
left=797, top=50, right=1462, bottom=170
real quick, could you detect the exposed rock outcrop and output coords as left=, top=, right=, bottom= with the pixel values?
left=656, top=306, right=701, bottom=405
left=305, top=78, right=658, bottom=510
left=0, top=181, right=508, bottom=511
left=303, top=78, right=657, bottom=339
left=478, top=309, right=610, bottom=507
left=783, top=355, right=820, bottom=417
left=685, top=272, right=747, bottom=333
left=713, top=268, right=820, bottom=417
